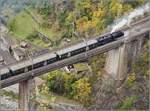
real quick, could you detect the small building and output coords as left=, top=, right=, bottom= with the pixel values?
left=63, top=63, right=89, bottom=74
left=64, top=65, right=75, bottom=73
left=13, top=48, right=25, bottom=61
left=73, top=63, right=89, bottom=74
left=20, top=41, right=28, bottom=48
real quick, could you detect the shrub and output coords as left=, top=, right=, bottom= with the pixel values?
left=71, top=77, right=92, bottom=106
left=117, top=96, right=138, bottom=110
left=47, top=70, right=77, bottom=95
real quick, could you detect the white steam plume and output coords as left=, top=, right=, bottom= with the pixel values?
left=111, top=3, right=150, bottom=33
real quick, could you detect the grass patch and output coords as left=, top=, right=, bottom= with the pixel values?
left=8, top=9, right=61, bottom=48
left=125, top=73, right=136, bottom=87
left=10, top=11, right=38, bottom=39
left=117, top=96, right=138, bottom=110
left=0, top=90, right=18, bottom=100
left=74, top=63, right=89, bottom=72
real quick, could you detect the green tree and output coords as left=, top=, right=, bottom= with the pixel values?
left=47, top=70, right=65, bottom=94
left=47, top=70, right=77, bottom=94
left=71, top=77, right=92, bottom=106
left=8, top=19, right=16, bottom=32
left=132, top=44, right=149, bottom=77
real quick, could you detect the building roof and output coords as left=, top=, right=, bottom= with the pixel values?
left=13, top=48, right=25, bottom=56
left=20, top=41, right=28, bottom=47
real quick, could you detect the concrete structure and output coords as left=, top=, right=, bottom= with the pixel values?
left=105, top=28, right=149, bottom=87
left=19, top=79, right=37, bottom=111
left=105, top=44, right=128, bottom=80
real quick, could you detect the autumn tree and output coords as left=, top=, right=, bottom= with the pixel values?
left=71, top=77, right=92, bottom=106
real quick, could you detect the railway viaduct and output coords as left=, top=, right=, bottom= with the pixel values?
left=105, top=17, right=150, bottom=86
left=0, top=16, right=150, bottom=111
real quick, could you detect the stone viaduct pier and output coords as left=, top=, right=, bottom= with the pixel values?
left=105, top=18, right=150, bottom=86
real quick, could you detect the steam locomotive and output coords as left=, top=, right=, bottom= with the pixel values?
left=0, top=31, right=124, bottom=80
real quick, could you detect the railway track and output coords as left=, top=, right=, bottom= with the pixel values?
left=0, top=15, right=149, bottom=69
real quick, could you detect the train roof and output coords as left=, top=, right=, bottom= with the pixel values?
left=0, top=67, right=9, bottom=75
left=57, top=39, right=97, bottom=55
left=0, top=53, right=56, bottom=75
left=10, top=53, right=56, bottom=71
left=33, top=53, right=56, bottom=64
left=0, top=39, right=97, bottom=75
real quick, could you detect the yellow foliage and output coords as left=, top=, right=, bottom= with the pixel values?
left=145, top=69, right=150, bottom=77
left=126, top=73, right=136, bottom=87
left=123, top=4, right=133, bottom=13
left=82, top=0, right=92, bottom=9
left=128, top=73, right=136, bottom=82
left=76, top=16, right=89, bottom=32
left=93, top=9, right=104, bottom=18
left=110, top=0, right=123, bottom=18
left=138, top=0, right=145, bottom=4
left=76, top=8, right=105, bottom=33
left=71, top=77, right=91, bottom=105
left=40, top=83, right=49, bottom=94
left=66, top=11, right=75, bottom=23
left=74, top=0, right=139, bottom=35
left=91, top=17, right=99, bottom=27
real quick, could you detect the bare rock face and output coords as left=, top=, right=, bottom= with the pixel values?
left=88, top=75, right=122, bottom=110
left=0, top=96, right=18, bottom=111
left=89, top=62, right=149, bottom=111
left=133, top=100, right=146, bottom=110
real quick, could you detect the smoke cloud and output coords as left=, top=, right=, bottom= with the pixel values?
left=111, top=3, right=150, bottom=33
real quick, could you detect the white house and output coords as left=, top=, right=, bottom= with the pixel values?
left=13, top=48, right=25, bottom=61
